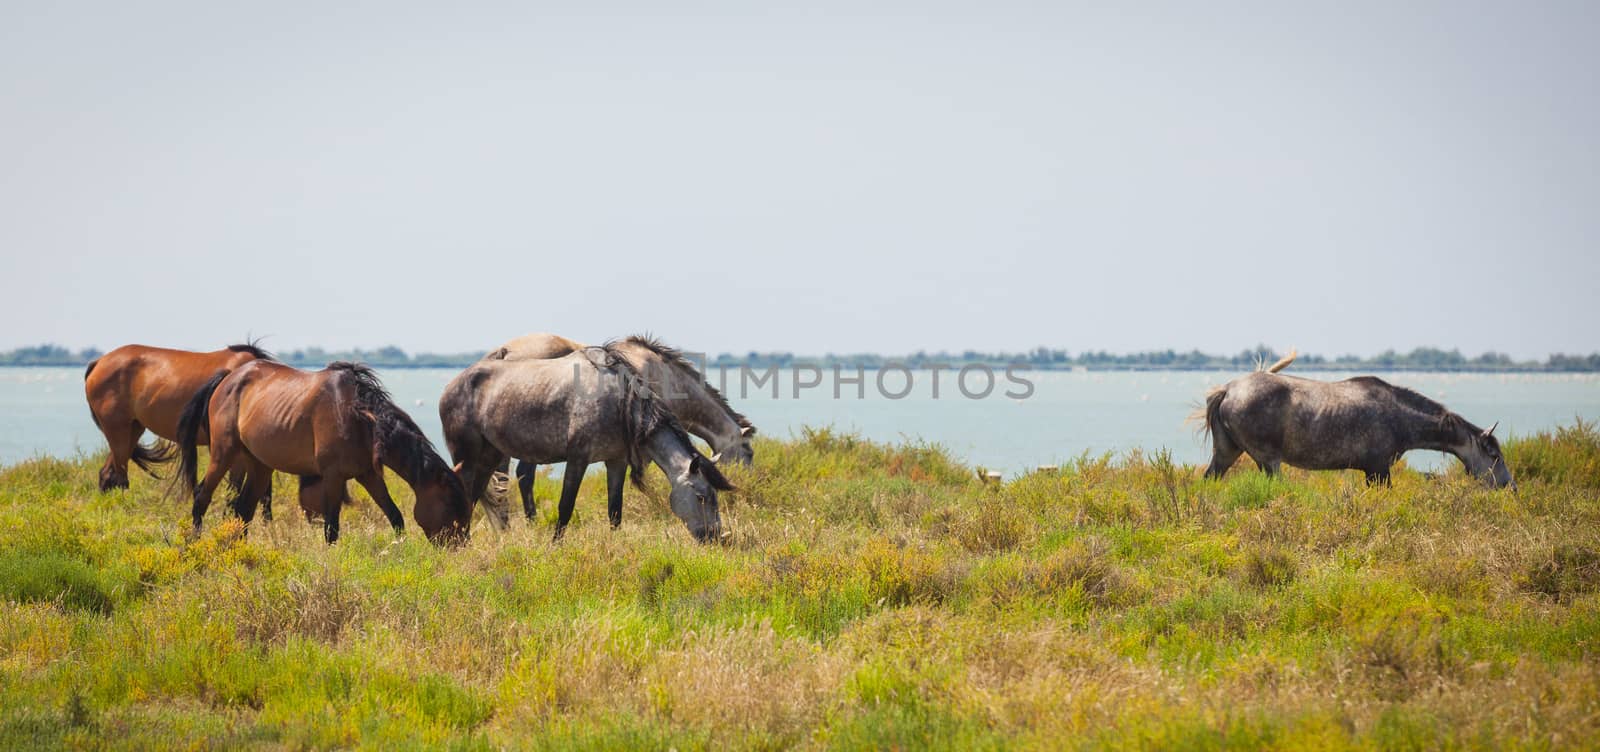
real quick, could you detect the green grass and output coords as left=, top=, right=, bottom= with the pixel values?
left=2, top=423, right=1599, bottom=749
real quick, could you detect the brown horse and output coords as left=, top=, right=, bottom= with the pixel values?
left=176, top=360, right=471, bottom=544
left=83, top=343, right=271, bottom=495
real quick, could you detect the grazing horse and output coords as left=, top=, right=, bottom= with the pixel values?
left=83, top=343, right=271, bottom=496
left=486, top=333, right=755, bottom=520
left=440, top=345, right=734, bottom=543
left=176, top=361, right=471, bottom=544
left=1199, top=353, right=1515, bottom=488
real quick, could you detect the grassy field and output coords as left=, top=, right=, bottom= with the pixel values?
left=2, top=424, right=1598, bottom=750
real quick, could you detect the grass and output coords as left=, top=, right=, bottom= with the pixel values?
left=1, top=422, right=1598, bottom=749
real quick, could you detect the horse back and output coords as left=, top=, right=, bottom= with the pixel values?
left=468, top=356, right=628, bottom=464
left=231, top=362, right=361, bottom=476
left=87, top=345, right=259, bottom=441
left=494, top=332, right=588, bottom=362
left=1223, top=372, right=1406, bottom=469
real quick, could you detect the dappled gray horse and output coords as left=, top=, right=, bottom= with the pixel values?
left=1199, top=354, right=1514, bottom=488
left=440, top=345, right=734, bottom=542
left=486, top=333, right=755, bottom=519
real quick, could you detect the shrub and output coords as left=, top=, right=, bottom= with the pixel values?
left=1505, top=419, right=1600, bottom=489
left=0, top=551, right=130, bottom=614
left=1241, top=546, right=1297, bottom=589
left=954, top=502, right=1028, bottom=553
left=1522, top=544, right=1600, bottom=602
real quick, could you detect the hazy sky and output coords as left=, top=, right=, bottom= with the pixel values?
left=2, top=1, right=1596, bottom=359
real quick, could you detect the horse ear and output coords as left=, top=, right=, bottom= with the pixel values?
left=693, top=453, right=735, bottom=491
left=451, top=461, right=464, bottom=474
left=740, top=426, right=756, bottom=438
left=1483, top=421, right=1498, bottom=438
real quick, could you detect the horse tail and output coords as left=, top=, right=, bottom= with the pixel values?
left=1265, top=348, right=1297, bottom=373
left=83, top=357, right=105, bottom=429
left=1196, top=385, right=1231, bottom=447
left=177, top=370, right=228, bottom=496
left=130, top=439, right=178, bottom=477
left=482, top=467, right=511, bottom=531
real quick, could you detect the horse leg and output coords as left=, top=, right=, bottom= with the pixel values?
left=298, top=475, right=349, bottom=522
left=552, top=459, right=587, bottom=542
left=231, top=459, right=273, bottom=525
left=517, top=460, right=538, bottom=521
left=443, top=427, right=505, bottom=528
left=1203, top=424, right=1243, bottom=480
left=299, top=475, right=322, bottom=521
left=1254, top=457, right=1281, bottom=477
left=605, top=459, right=626, bottom=529
left=225, top=465, right=250, bottom=510
left=1204, top=445, right=1242, bottom=480
left=462, top=463, right=492, bottom=514
left=96, top=415, right=139, bottom=492
left=1365, top=467, right=1392, bottom=487
left=322, top=476, right=348, bottom=544
left=356, top=468, right=406, bottom=536
left=192, top=442, right=239, bottom=535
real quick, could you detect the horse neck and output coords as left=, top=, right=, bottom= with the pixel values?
left=1398, top=409, right=1471, bottom=458
left=677, top=394, right=743, bottom=455
left=376, top=441, right=419, bottom=486
left=643, top=428, right=695, bottom=480
left=650, top=362, right=742, bottom=453
left=371, top=420, right=430, bottom=489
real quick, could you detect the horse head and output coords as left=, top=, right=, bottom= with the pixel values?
left=712, top=425, right=757, bottom=466
left=414, top=460, right=473, bottom=545
left=666, top=452, right=735, bottom=543
left=1454, top=419, right=1516, bottom=490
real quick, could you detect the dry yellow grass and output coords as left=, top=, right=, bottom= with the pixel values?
left=1, top=424, right=1597, bottom=749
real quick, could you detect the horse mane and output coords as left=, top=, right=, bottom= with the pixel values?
left=617, top=334, right=753, bottom=430
left=1347, top=375, right=1475, bottom=433
left=589, top=345, right=698, bottom=489
left=325, top=361, right=451, bottom=485
left=227, top=340, right=276, bottom=361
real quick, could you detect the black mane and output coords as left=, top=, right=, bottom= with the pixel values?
left=590, top=345, right=700, bottom=489
left=618, top=334, right=753, bottom=430
left=325, top=361, right=449, bottom=484
left=227, top=340, right=276, bottom=361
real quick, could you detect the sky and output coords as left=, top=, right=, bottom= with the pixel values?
left=1, top=1, right=1596, bottom=359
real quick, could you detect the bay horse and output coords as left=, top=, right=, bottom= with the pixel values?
left=486, top=333, right=755, bottom=520
left=440, top=344, right=734, bottom=543
left=176, top=360, right=471, bottom=544
left=1199, top=352, right=1515, bottom=488
left=84, top=344, right=272, bottom=502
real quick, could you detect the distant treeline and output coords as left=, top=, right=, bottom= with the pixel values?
left=713, top=346, right=1600, bottom=373
left=4, top=343, right=1598, bottom=372
left=0, top=345, right=486, bottom=369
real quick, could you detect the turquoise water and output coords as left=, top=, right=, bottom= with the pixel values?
left=10, top=366, right=1598, bottom=475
